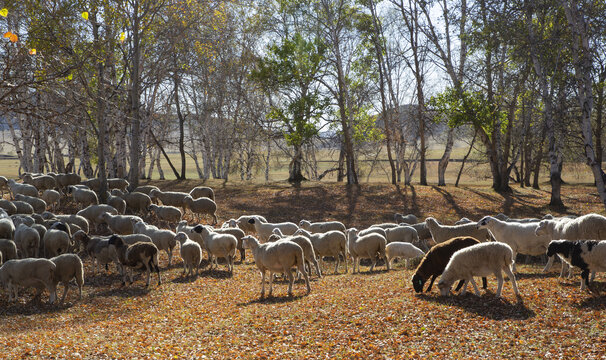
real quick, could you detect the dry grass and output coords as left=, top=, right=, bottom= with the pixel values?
left=1, top=181, right=606, bottom=359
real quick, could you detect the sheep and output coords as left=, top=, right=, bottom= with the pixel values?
left=536, top=214, right=606, bottom=240
left=108, top=178, right=129, bottom=192
left=148, top=204, right=182, bottom=225
left=7, top=179, right=38, bottom=198
left=77, top=204, right=118, bottom=231
left=174, top=232, right=202, bottom=277
left=0, top=176, right=8, bottom=197
left=11, top=214, right=35, bottom=227
left=235, top=215, right=268, bottom=233
left=346, top=228, right=389, bottom=273
left=49, top=253, right=84, bottom=303
left=132, top=220, right=177, bottom=265
left=268, top=229, right=322, bottom=278
left=210, top=226, right=246, bottom=262
left=294, top=228, right=348, bottom=274
left=247, top=218, right=298, bottom=242
left=149, top=189, right=189, bottom=207
left=0, top=217, right=15, bottom=239
left=358, top=227, right=386, bottom=238
left=370, top=223, right=400, bottom=230
left=22, top=174, right=57, bottom=191
left=12, top=201, right=34, bottom=215
left=0, top=239, right=18, bottom=262
left=189, top=186, right=215, bottom=201
left=182, top=195, right=218, bottom=224
left=438, top=242, right=520, bottom=300
left=242, top=235, right=310, bottom=298
left=54, top=214, right=90, bottom=234
left=42, top=227, right=71, bottom=258
left=394, top=213, right=418, bottom=225
left=133, top=185, right=160, bottom=196
left=0, top=199, right=17, bottom=215
left=299, top=220, right=346, bottom=233
left=79, top=235, right=116, bottom=274
left=108, top=235, right=161, bottom=287
left=41, top=189, right=61, bottom=211
left=112, top=190, right=152, bottom=215
left=455, top=217, right=473, bottom=225
left=32, top=224, right=47, bottom=255
left=14, top=223, right=40, bottom=258
left=106, top=192, right=127, bottom=214
left=222, top=219, right=237, bottom=228
left=384, top=225, right=426, bottom=251
left=477, top=216, right=555, bottom=273
left=547, top=240, right=606, bottom=292
left=101, top=213, right=142, bottom=235
left=14, top=194, right=46, bottom=214
left=412, top=237, right=486, bottom=293
left=53, top=173, right=81, bottom=189
left=385, top=242, right=425, bottom=269
left=67, top=185, right=99, bottom=208
left=495, top=213, right=541, bottom=223
left=191, top=225, right=237, bottom=272
left=425, top=217, right=492, bottom=244
left=0, top=258, right=57, bottom=304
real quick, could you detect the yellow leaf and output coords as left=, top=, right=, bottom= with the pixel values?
left=0, top=8, right=8, bottom=17
left=67, top=73, right=73, bottom=81
left=3, top=31, right=11, bottom=39
left=120, top=32, right=126, bottom=43
left=9, top=33, right=17, bottom=43
left=29, top=49, right=36, bottom=55
left=81, top=11, right=88, bottom=20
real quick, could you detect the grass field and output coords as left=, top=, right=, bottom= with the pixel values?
left=1, top=182, right=606, bottom=358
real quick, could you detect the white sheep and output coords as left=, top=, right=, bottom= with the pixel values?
left=0, top=199, right=17, bottom=215
left=67, top=185, right=99, bottom=208
left=112, top=190, right=152, bottom=215
left=394, top=213, right=418, bottom=224
left=53, top=173, right=81, bottom=190
left=358, top=227, right=386, bottom=238
left=299, top=219, right=346, bottom=233
left=108, top=235, right=161, bottom=287
left=149, top=189, right=189, bottom=207
left=370, top=223, right=400, bottom=229
left=108, top=178, right=130, bottom=192
left=41, top=189, right=61, bottom=211
left=12, top=200, right=34, bottom=215
left=385, top=242, right=425, bottom=268
left=535, top=214, right=606, bottom=240
left=346, top=228, right=389, bottom=273
left=43, top=228, right=71, bottom=258
left=182, top=195, right=218, bottom=224
left=189, top=186, right=215, bottom=201
left=437, top=242, right=520, bottom=301
left=77, top=204, right=118, bottom=232
left=55, top=214, right=90, bottom=234
left=14, top=223, right=40, bottom=258
left=50, top=253, right=84, bottom=303
left=211, top=226, right=247, bottom=262
left=0, top=258, right=57, bottom=304
left=174, top=232, right=202, bottom=277
left=14, top=194, right=46, bottom=214
left=132, top=220, right=177, bottom=266
left=148, top=204, right=183, bottom=225
left=101, top=213, right=142, bottom=235
left=191, top=225, right=237, bottom=272
left=0, top=217, right=15, bottom=239
left=242, top=235, right=310, bottom=298
left=222, top=219, right=237, bottom=228
left=477, top=216, right=555, bottom=272
left=384, top=225, right=425, bottom=251
left=268, top=229, right=322, bottom=278
left=7, top=179, right=38, bottom=198
left=247, top=218, right=298, bottom=242
left=547, top=240, right=606, bottom=291
left=235, top=215, right=268, bottom=233
left=294, top=228, right=348, bottom=274
left=22, top=174, right=57, bottom=191
left=425, top=217, right=492, bottom=244
left=133, top=185, right=160, bottom=196
left=0, top=239, right=18, bottom=262
left=106, top=193, right=127, bottom=214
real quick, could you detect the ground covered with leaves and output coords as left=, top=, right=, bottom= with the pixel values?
left=1, top=182, right=605, bottom=358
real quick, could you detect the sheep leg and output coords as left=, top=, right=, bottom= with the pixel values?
left=459, top=280, right=468, bottom=295
left=481, top=277, right=487, bottom=289
left=268, top=270, right=274, bottom=297
left=542, top=255, right=555, bottom=273
left=287, top=268, right=295, bottom=297
left=260, top=270, right=266, bottom=298
left=370, top=255, right=377, bottom=272
left=60, top=282, right=69, bottom=304
left=590, top=271, right=596, bottom=282
left=145, top=260, right=151, bottom=287
left=503, top=265, right=520, bottom=297
left=469, top=277, right=481, bottom=296
left=405, top=258, right=410, bottom=269
left=167, top=249, right=173, bottom=266
left=511, top=251, right=517, bottom=273
left=425, top=275, right=437, bottom=292
left=580, top=269, right=590, bottom=291
left=300, top=262, right=311, bottom=294
left=312, top=257, right=322, bottom=278
left=47, top=283, right=56, bottom=304
left=454, top=279, right=466, bottom=292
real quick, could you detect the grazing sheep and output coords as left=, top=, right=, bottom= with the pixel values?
left=299, top=220, right=346, bottom=233
left=210, top=226, right=246, bottom=262
left=132, top=220, right=177, bottom=265
left=133, top=185, right=160, bottom=196
left=41, top=189, right=61, bottom=211
left=384, top=225, right=426, bottom=251
left=112, top=190, right=152, bottom=215
left=235, top=215, right=268, bottom=233
left=14, top=194, right=46, bottom=214
left=394, top=213, right=418, bottom=225
left=547, top=240, right=606, bottom=291
left=0, top=217, right=15, bottom=239
left=183, top=195, right=218, bottom=224
left=425, top=217, right=492, bottom=244
left=477, top=216, right=554, bottom=272
left=12, top=201, right=34, bottom=215
left=14, top=223, right=40, bottom=258
left=346, top=228, right=389, bottom=273
left=248, top=218, right=298, bottom=242
left=149, top=189, right=189, bottom=207
left=53, top=173, right=81, bottom=190
left=294, top=228, right=348, bottom=274
left=50, top=253, right=84, bottom=303
left=268, top=230, right=322, bottom=278
left=43, top=228, right=71, bottom=258
left=108, top=235, right=161, bottom=287
left=54, top=214, right=90, bottom=234
left=0, top=258, right=57, bottom=304
left=385, top=242, right=425, bottom=268
left=106, top=192, right=127, bottom=215
left=67, top=185, right=99, bottom=208
left=148, top=204, right=183, bottom=225
left=242, top=235, right=310, bottom=298
left=7, top=179, right=38, bottom=198
left=22, top=174, right=57, bottom=191
left=189, top=186, right=215, bottom=201
left=80, top=235, right=117, bottom=274
left=0, top=199, right=17, bottom=215
left=77, top=204, right=118, bottom=231
left=358, top=227, right=386, bottom=238
left=437, top=242, right=520, bottom=301
left=191, top=225, right=237, bottom=272
left=0, top=239, right=18, bottom=262
left=101, top=213, right=142, bottom=235
left=174, top=232, right=202, bottom=277
left=406, top=222, right=432, bottom=242
left=412, top=237, right=486, bottom=293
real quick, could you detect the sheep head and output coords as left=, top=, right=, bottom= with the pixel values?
left=535, top=220, right=550, bottom=237
left=476, top=216, right=494, bottom=230
left=411, top=274, right=425, bottom=293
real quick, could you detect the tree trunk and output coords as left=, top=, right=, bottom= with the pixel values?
left=438, top=128, right=454, bottom=186
left=288, top=144, right=305, bottom=183
left=92, top=12, right=108, bottom=203
left=128, top=0, right=142, bottom=190
left=174, top=72, right=186, bottom=180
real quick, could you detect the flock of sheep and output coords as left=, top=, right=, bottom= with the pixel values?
left=0, top=172, right=605, bottom=306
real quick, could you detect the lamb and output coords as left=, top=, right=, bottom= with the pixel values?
left=108, top=235, right=161, bottom=287
left=0, top=239, right=18, bottom=262
left=0, top=216, right=15, bottom=239
left=385, top=242, right=425, bottom=268
left=12, top=200, right=34, bottom=215
left=7, top=179, right=39, bottom=198
left=132, top=220, right=177, bottom=265
left=235, top=215, right=268, bottom=233
left=14, top=194, right=46, bottom=214
left=148, top=204, right=183, bottom=225
left=0, top=258, right=57, bottom=304
left=133, top=185, right=160, bottom=196
left=182, top=195, right=218, bottom=224
left=294, top=228, right=348, bottom=274
left=49, top=254, right=84, bottom=303
left=547, top=240, right=606, bottom=291
left=22, top=174, right=57, bottom=191
left=14, top=223, right=40, bottom=258
left=101, top=213, right=142, bottom=235
left=174, top=232, right=202, bottom=277
left=477, top=216, right=555, bottom=272
left=67, top=185, right=99, bottom=208
left=437, top=242, right=520, bottom=301
left=210, top=226, right=246, bottom=262
left=106, top=192, right=127, bottom=214
left=112, top=190, right=152, bottom=215
left=0, top=199, right=17, bottom=215
left=412, top=237, right=486, bottom=293
left=425, top=217, right=492, bottom=244
left=299, top=220, right=346, bottom=233
left=77, top=204, right=118, bottom=231
left=248, top=218, right=298, bottom=242
left=191, top=225, right=237, bottom=272
left=189, top=186, right=215, bottom=201
left=41, top=189, right=61, bottom=211
left=222, top=219, right=237, bottom=228
left=394, top=213, right=418, bottom=225
left=346, top=228, right=389, bottom=273
left=149, top=189, right=189, bottom=207
left=242, top=235, right=310, bottom=298
left=43, top=228, right=72, bottom=258
left=268, top=229, right=322, bottom=278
